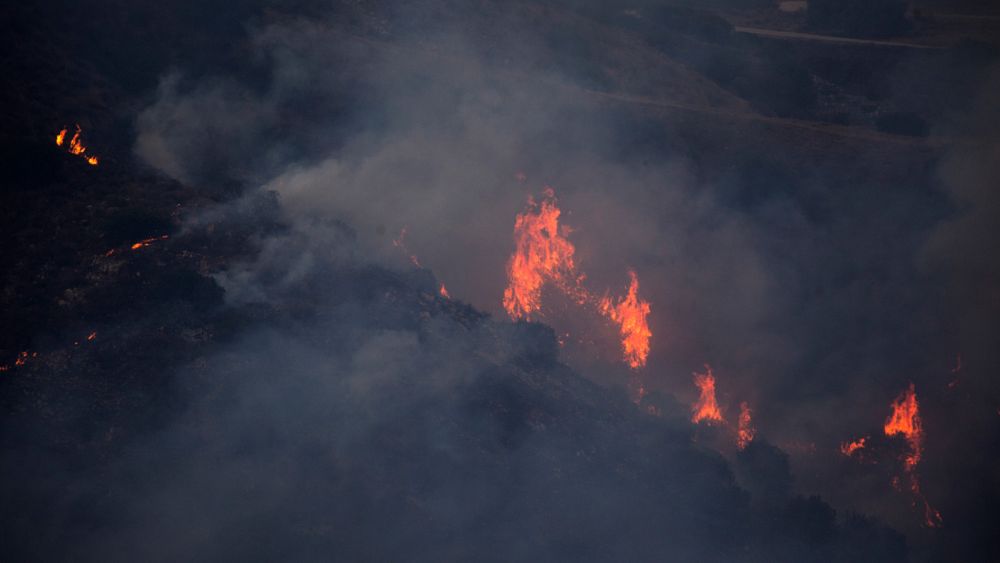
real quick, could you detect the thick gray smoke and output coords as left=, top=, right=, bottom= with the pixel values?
left=123, top=0, right=1000, bottom=560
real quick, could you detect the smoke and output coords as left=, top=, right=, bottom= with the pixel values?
left=120, top=0, right=1000, bottom=559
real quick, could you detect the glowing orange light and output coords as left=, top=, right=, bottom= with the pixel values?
left=840, top=437, right=867, bottom=456
left=691, top=365, right=723, bottom=424
left=439, top=283, right=450, bottom=299
left=883, top=383, right=942, bottom=527
left=130, top=235, right=169, bottom=250
left=55, top=124, right=99, bottom=166
left=502, top=188, right=584, bottom=320
left=599, top=270, right=651, bottom=369
left=884, top=383, right=923, bottom=470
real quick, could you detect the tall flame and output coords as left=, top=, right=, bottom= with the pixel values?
left=502, top=188, right=583, bottom=320
left=737, top=401, right=755, bottom=449
left=56, top=128, right=67, bottom=146
left=884, top=383, right=923, bottom=470
left=691, top=365, right=724, bottom=424
left=883, top=383, right=942, bottom=527
left=599, top=271, right=651, bottom=369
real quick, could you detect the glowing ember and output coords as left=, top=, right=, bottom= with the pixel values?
left=2, top=351, right=39, bottom=371
left=947, top=353, right=961, bottom=389
left=392, top=227, right=422, bottom=268
left=130, top=235, right=169, bottom=251
left=840, top=437, right=867, bottom=456
left=502, top=188, right=585, bottom=320
left=737, top=401, right=755, bottom=449
left=439, top=283, right=450, bottom=299
left=922, top=498, right=943, bottom=528
left=691, top=365, right=724, bottom=424
left=599, top=271, right=651, bottom=369
left=55, top=124, right=100, bottom=166
left=87, top=331, right=97, bottom=341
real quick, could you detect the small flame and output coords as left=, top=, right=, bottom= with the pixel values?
left=130, top=235, right=169, bottom=251
left=392, top=227, right=422, bottom=267
left=55, top=124, right=99, bottom=166
left=691, top=365, right=724, bottom=424
left=68, top=126, right=86, bottom=155
left=439, top=283, right=450, bottom=299
left=599, top=270, right=651, bottom=369
left=3, top=351, right=38, bottom=371
left=502, top=188, right=584, bottom=320
left=840, top=437, right=867, bottom=456
left=737, top=401, right=755, bottom=449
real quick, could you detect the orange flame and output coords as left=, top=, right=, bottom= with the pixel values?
left=502, top=188, right=585, bottom=320
left=883, top=383, right=942, bottom=527
left=691, top=365, right=724, bottom=424
left=439, top=283, right=450, bottom=299
left=55, top=124, right=99, bottom=166
left=840, top=437, right=867, bottom=456
left=130, top=235, right=169, bottom=251
left=68, top=126, right=86, bottom=155
left=599, top=270, right=651, bottom=369
left=884, top=383, right=923, bottom=470
left=737, top=401, right=755, bottom=449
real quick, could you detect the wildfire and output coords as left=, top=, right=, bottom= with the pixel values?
left=55, top=124, right=99, bottom=166
left=691, top=365, right=724, bottom=424
left=439, top=283, right=451, bottom=299
left=883, top=383, right=942, bottom=527
left=502, top=188, right=584, bottom=320
left=840, top=437, right=867, bottom=456
left=737, top=401, right=755, bottom=449
left=599, top=271, right=652, bottom=369
left=884, top=383, right=923, bottom=470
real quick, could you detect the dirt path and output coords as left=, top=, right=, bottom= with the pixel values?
left=733, top=26, right=943, bottom=50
